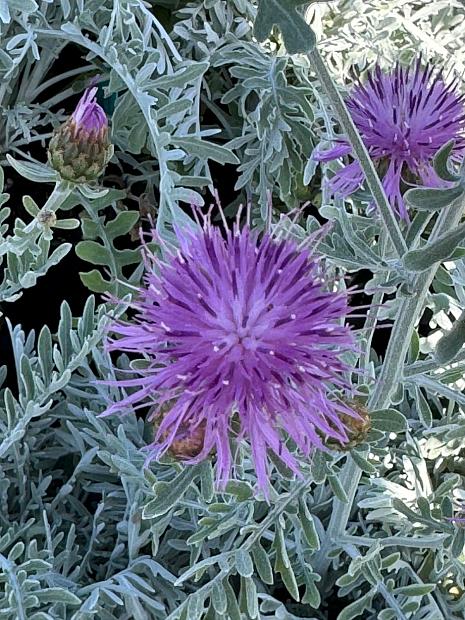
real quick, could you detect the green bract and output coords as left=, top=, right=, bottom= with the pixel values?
left=48, top=119, right=114, bottom=184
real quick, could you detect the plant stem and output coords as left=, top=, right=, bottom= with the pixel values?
left=307, top=48, right=407, bottom=259
left=359, top=290, right=384, bottom=377
left=370, top=199, right=464, bottom=408
left=314, top=197, right=465, bottom=578
left=359, top=238, right=387, bottom=376
left=40, top=181, right=73, bottom=213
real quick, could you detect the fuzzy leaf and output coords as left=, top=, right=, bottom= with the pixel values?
left=415, top=387, right=433, bottom=428
left=173, top=137, right=240, bottom=165
left=370, top=409, right=408, bottom=433
left=337, top=592, right=374, bottom=620
left=393, top=583, right=435, bottom=596
left=153, top=62, right=209, bottom=89
left=8, top=0, right=38, bottom=13
left=403, top=221, right=465, bottom=271
left=405, top=186, right=463, bottom=211
left=235, top=549, right=254, bottom=578
left=350, top=450, right=376, bottom=475
left=251, top=542, right=273, bottom=584
left=298, top=501, right=320, bottom=550
left=143, top=467, right=200, bottom=519
left=6, top=155, right=58, bottom=183
left=211, top=582, right=227, bottom=615
left=433, top=139, right=461, bottom=182
left=254, top=0, right=317, bottom=54
left=434, top=310, right=465, bottom=364
left=79, top=269, right=110, bottom=294
left=105, top=211, right=140, bottom=239
left=76, top=241, right=112, bottom=266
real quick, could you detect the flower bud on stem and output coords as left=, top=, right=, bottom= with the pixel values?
left=48, top=87, right=113, bottom=184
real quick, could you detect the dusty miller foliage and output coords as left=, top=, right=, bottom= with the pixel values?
left=1, top=1, right=465, bottom=619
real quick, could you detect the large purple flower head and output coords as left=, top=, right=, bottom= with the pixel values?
left=315, top=60, right=465, bottom=220
left=104, top=216, right=358, bottom=493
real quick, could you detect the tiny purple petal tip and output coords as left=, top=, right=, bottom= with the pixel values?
left=72, top=87, right=108, bottom=135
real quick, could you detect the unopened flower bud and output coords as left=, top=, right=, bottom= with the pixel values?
left=326, top=400, right=371, bottom=451
left=168, top=422, right=206, bottom=459
left=48, top=87, right=113, bottom=183
left=153, top=407, right=206, bottom=459
left=37, top=209, right=57, bottom=228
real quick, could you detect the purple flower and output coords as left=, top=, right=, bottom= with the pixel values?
left=71, top=87, right=108, bottom=137
left=315, top=60, right=465, bottom=220
left=104, top=221, right=358, bottom=493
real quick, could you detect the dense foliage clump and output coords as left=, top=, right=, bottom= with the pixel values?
left=1, top=2, right=465, bottom=619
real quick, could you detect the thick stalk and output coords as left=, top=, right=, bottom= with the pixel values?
left=370, top=198, right=464, bottom=408
left=307, top=48, right=407, bottom=258
left=359, top=287, right=385, bottom=376
left=40, top=181, right=73, bottom=213
left=314, top=197, right=465, bottom=578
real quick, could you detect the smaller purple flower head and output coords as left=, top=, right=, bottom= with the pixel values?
left=104, top=212, right=359, bottom=494
left=315, top=59, right=465, bottom=220
left=71, top=87, right=108, bottom=138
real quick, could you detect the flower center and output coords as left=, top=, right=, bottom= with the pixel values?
left=231, top=325, right=258, bottom=352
